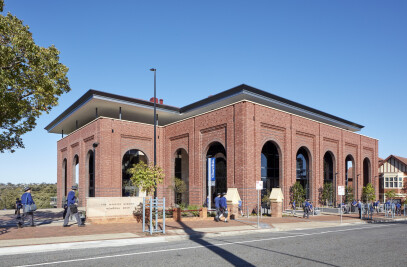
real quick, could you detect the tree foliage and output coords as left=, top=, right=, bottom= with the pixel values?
left=127, top=162, right=165, bottom=195
left=361, top=183, right=376, bottom=202
left=344, top=186, right=355, bottom=203
left=320, top=182, right=333, bottom=206
left=170, top=177, right=187, bottom=205
left=0, top=0, right=70, bottom=152
left=0, top=182, right=57, bottom=209
left=385, top=190, right=396, bottom=200
left=290, top=181, right=305, bottom=206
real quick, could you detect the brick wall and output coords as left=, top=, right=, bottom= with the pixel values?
left=56, top=102, right=378, bottom=211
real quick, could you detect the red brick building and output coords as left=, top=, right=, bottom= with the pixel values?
left=378, top=155, right=407, bottom=203
left=46, top=84, right=379, bottom=210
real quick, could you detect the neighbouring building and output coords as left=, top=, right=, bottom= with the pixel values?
left=379, top=155, right=407, bottom=203
left=45, top=84, right=379, bottom=210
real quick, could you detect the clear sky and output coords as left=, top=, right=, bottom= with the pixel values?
left=0, top=0, right=406, bottom=184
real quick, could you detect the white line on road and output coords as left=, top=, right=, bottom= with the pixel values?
left=13, top=224, right=395, bottom=267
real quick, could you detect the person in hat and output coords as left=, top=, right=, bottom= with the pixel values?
left=220, top=192, right=228, bottom=223
left=214, top=192, right=221, bottom=222
left=63, top=185, right=85, bottom=227
left=21, top=187, right=36, bottom=227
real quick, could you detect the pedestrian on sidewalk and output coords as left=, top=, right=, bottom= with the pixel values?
left=15, top=198, right=23, bottom=228
left=220, top=192, right=228, bottom=223
left=357, top=200, right=362, bottom=219
left=21, top=187, right=36, bottom=227
left=396, top=202, right=402, bottom=216
left=303, top=199, right=310, bottom=219
left=214, top=193, right=221, bottom=222
left=63, top=185, right=85, bottom=227
left=375, top=200, right=380, bottom=214
left=291, top=200, right=296, bottom=215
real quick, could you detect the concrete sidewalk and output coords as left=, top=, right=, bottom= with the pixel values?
left=1, top=210, right=406, bottom=251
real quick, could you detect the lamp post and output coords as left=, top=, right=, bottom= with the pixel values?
left=335, top=172, right=339, bottom=206
left=150, top=68, right=157, bottom=198
left=356, top=174, right=361, bottom=200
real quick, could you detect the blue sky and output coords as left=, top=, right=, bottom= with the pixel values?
left=0, top=0, right=406, bottom=184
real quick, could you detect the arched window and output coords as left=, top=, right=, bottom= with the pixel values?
left=62, top=159, right=67, bottom=197
left=323, top=151, right=335, bottom=205
left=296, top=147, right=311, bottom=200
left=174, top=148, right=189, bottom=205
left=122, top=149, right=148, bottom=197
left=87, top=150, right=95, bottom=197
left=363, top=158, right=371, bottom=187
left=261, top=141, right=280, bottom=201
left=345, top=155, right=355, bottom=188
left=73, top=155, right=79, bottom=187
left=206, top=142, right=227, bottom=206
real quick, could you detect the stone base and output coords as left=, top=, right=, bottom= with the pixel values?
left=270, top=201, right=282, bottom=218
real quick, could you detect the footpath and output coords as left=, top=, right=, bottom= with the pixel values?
left=0, top=208, right=406, bottom=254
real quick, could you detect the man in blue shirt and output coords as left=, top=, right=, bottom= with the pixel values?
left=396, top=202, right=402, bottom=216
left=214, top=193, right=221, bottom=222
left=21, top=187, right=35, bottom=227
left=220, top=192, right=228, bottom=223
left=303, top=200, right=310, bottom=219
left=63, top=185, right=84, bottom=227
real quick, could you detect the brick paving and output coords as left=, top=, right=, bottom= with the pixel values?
left=0, top=210, right=404, bottom=246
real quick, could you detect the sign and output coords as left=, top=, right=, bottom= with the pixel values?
left=338, top=186, right=345, bottom=196
left=208, top=158, right=216, bottom=186
left=256, top=181, right=263, bottom=190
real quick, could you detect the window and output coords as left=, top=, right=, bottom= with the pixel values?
left=385, top=177, right=389, bottom=188
left=390, top=177, right=393, bottom=188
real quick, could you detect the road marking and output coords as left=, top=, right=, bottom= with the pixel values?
left=14, top=224, right=394, bottom=267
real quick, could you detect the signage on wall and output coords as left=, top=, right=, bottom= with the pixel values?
left=338, top=186, right=345, bottom=196
left=208, top=158, right=216, bottom=186
left=256, top=181, right=263, bottom=190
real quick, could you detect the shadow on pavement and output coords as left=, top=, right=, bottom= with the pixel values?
left=176, top=220, right=256, bottom=266
left=203, top=233, right=340, bottom=267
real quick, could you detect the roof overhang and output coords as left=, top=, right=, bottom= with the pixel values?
left=45, top=84, right=364, bottom=135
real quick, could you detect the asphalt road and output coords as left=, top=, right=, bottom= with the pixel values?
left=2, top=222, right=406, bottom=267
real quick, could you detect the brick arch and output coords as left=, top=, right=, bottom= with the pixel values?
left=363, top=157, right=372, bottom=187
left=260, top=139, right=284, bottom=191
left=295, top=145, right=313, bottom=200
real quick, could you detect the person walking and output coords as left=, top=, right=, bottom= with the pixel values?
left=63, top=185, right=85, bottom=227
left=214, top=193, right=221, bottom=222
left=375, top=200, right=380, bottom=214
left=303, top=199, right=310, bottom=219
left=21, top=187, right=36, bottom=227
left=15, top=198, right=23, bottom=228
left=396, top=202, right=402, bottom=216
left=291, top=200, right=296, bottom=215
left=357, top=200, right=362, bottom=219
left=220, top=192, right=228, bottom=223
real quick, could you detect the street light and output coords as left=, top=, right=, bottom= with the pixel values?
left=150, top=68, right=157, bottom=198
left=356, top=174, right=361, bottom=200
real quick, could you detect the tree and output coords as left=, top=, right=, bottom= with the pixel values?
left=127, top=162, right=165, bottom=195
left=344, top=186, right=355, bottom=203
left=169, top=177, right=187, bottom=205
left=0, top=0, right=70, bottom=152
left=290, top=181, right=305, bottom=206
left=320, top=182, right=333, bottom=206
left=385, top=190, right=396, bottom=201
left=361, top=183, right=376, bottom=202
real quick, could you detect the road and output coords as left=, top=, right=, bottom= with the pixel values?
left=1, top=222, right=406, bottom=267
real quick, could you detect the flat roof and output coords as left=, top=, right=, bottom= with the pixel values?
left=45, top=84, right=364, bottom=134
